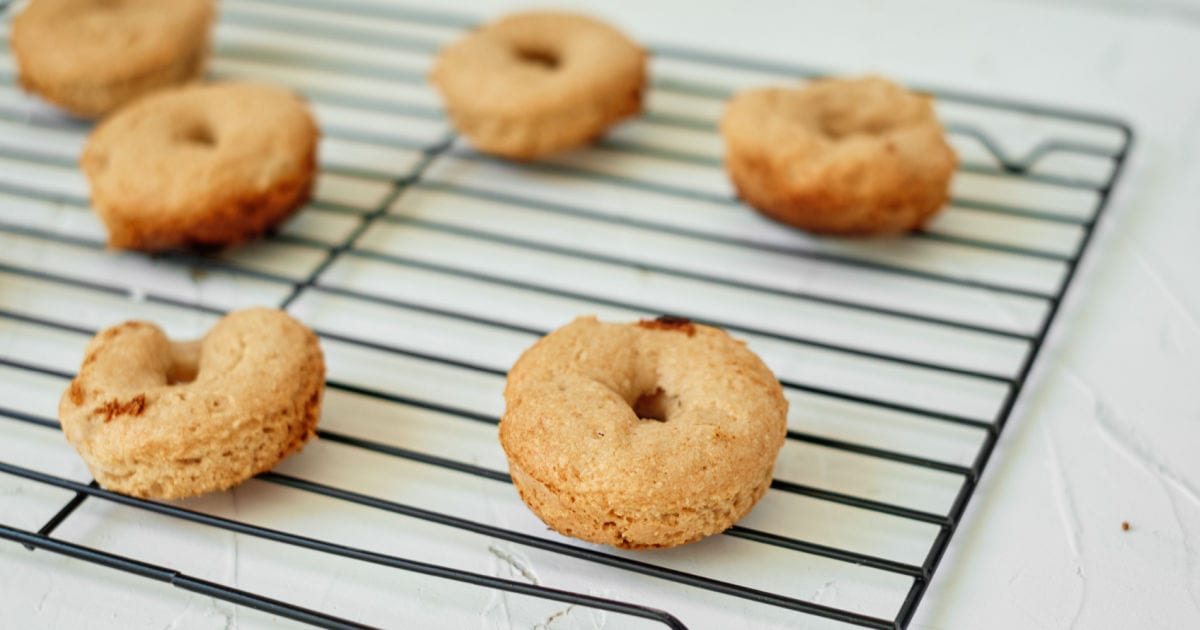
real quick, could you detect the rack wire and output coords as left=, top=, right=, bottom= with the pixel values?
left=0, top=1, right=1131, bottom=628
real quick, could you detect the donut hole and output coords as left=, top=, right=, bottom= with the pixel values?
left=166, top=341, right=201, bottom=385
left=167, top=362, right=198, bottom=385
left=176, top=121, right=217, bottom=148
left=513, top=45, right=561, bottom=70
left=815, top=110, right=897, bottom=139
left=633, top=387, right=677, bottom=422
left=89, top=152, right=110, bottom=174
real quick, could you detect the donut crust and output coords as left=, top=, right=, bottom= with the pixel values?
left=80, top=82, right=319, bottom=251
left=721, top=76, right=958, bottom=235
left=58, top=308, right=325, bottom=499
left=430, top=11, right=646, bottom=159
left=11, top=0, right=215, bottom=118
left=500, top=316, right=788, bottom=550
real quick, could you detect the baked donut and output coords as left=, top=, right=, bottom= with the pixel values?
left=58, top=308, right=325, bottom=499
left=721, top=76, right=958, bottom=234
left=500, top=316, right=788, bottom=549
left=10, top=0, right=214, bottom=118
left=430, top=11, right=646, bottom=160
left=81, top=82, right=319, bottom=251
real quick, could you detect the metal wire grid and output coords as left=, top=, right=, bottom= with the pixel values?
left=0, top=1, right=1131, bottom=628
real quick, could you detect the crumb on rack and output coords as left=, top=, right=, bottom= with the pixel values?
left=1122, top=521, right=1130, bottom=531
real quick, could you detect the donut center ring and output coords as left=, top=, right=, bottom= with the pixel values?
left=632, top=386, right=678, bottom=422
left=175, top=120, right=217, bottom=148
left=814, top=110, right=898, bottom=140
left=166, top=341, right=201, bottom=385
left=513, top=45, right=561, bottom=70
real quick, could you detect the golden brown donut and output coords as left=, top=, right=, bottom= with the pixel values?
left=430, top=11, right=646, bottom=160
left=80, top=82, right=319, bottom=251
left=10, top=0, right=215, bottom=118
left=721, top=76, right=958, bottom=234
left=500, top=316, right=788, bottom=550
left=58, top=308, right=325, bottom=499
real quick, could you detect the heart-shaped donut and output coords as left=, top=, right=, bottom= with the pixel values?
left=59, top=308, right=325, bottom=499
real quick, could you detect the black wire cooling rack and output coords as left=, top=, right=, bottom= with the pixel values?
left=0, top=1, right=1131, bottom=628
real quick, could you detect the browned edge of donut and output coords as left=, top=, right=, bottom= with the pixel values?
left=99, top=147, right=317, bottom=252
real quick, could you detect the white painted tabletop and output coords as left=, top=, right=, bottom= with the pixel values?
left=1, top=0, right=1198, bottom=629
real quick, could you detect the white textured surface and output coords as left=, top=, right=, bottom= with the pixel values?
left=0, top=0, right=1197, bottom=629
